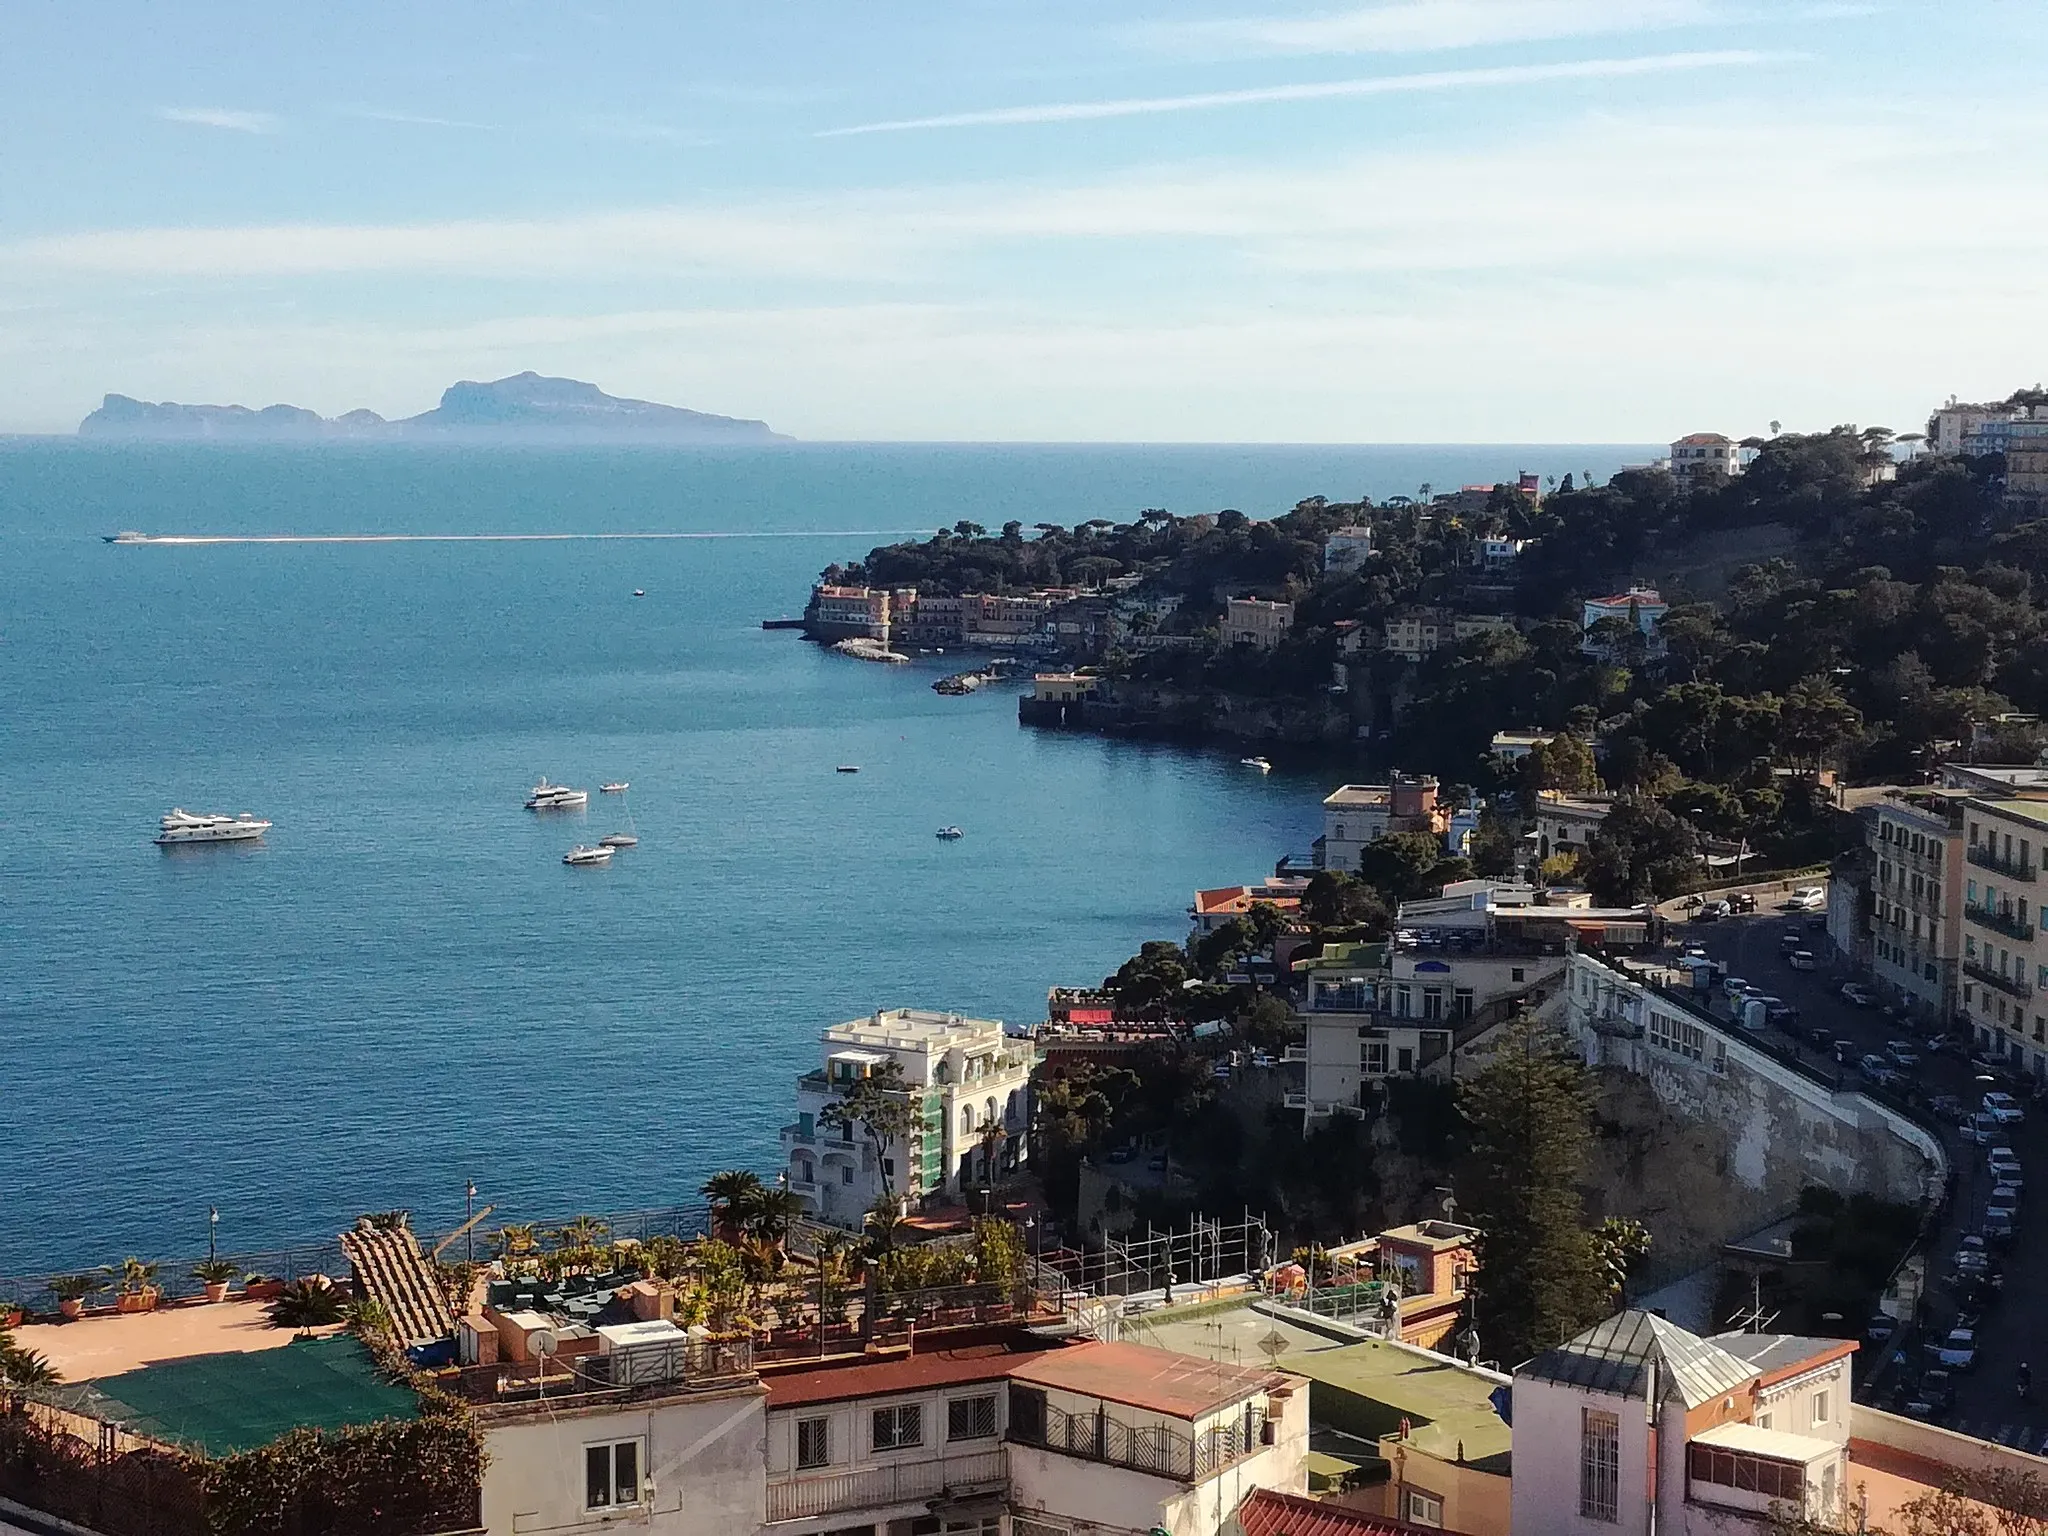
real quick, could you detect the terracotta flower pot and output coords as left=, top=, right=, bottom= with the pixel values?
left=244, top=1279, right=285, bottom=1301
left=2, top=1307, right=22, bottom=1328
left=204, top=1282, right=230, bottom=1304
left=116, top=1288, right=160, bottom=1314
left=59, top=1298, right=83, bottom=1319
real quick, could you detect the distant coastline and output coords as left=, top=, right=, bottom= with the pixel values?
left=76, top=370, right=790, bottom=445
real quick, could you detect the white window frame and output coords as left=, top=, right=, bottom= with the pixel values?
left=585, top=1437, right=645, bottom=1510
left=1406, top=1488, right=1445, bottom=1527
left=796, top=1415, right=832, bottom=1470
left=1812, top=1389, right=1831, bottom=1427
left=873, top=1402, right=924, bottom=1452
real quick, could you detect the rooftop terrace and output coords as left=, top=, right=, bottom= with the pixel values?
left=12, top=1296, right=339, bottom=1382
left=1279, top=1338, right=1511, bottom=1471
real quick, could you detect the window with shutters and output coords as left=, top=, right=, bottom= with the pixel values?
left=797, top=1416, right=831, bottom=1470
left=873, top=1403, right=924, bottom=1451
left=948, top=1394, right=998, bottom=1441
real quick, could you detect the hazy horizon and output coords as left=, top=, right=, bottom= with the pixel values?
left=4, top=2, right=2042, bottom=440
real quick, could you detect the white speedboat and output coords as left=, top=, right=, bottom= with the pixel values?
left=600, top=782, right=629, bottom=793
left=599, top=833, right=638, bottom=848
left=1240, top=757, right=1273, bottom=773
left=563, top=845, right=614, bottom=866
left=155, top=809, right=271, bottom=845
left=104, top=531, right=148, bottom=545
left=525, top=778, right=588, bottom=810
left=936, top=826, right=963, bottom=840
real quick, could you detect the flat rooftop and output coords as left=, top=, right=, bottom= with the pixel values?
left=825, top=1008, right=1007, bottom=1050
left=1975, top=798, right=2048, bottom=832
left=1324, top=785, right=1391, bottom=808
left=1121, top=1300, right=1362, bottom=1366
left=13, top=1296, right=342, bottom=1382
left=1279, top=1338, right=1511, bottom=1468
left=1008, top=1340, right=1289, bottom=1422
left=45, top=1334, right=417, bottom=1456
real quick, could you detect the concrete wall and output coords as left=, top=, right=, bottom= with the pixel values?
left=478, top=1387, right=766, bottom=1536
left=1508, top=1376, right=1655, bottom=1536
left=1565, top=954, right=1947, bottom=1206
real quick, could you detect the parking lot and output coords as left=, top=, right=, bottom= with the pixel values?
left=1680, top=904, right=2048, bottom=1449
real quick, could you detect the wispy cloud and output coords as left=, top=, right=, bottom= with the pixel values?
left=158, top=107, right=279, bottom=134
left=1134, top=0, right=1716, bottom=59
left=339, top=107, right=495, bottom=131
left=816, top=50, right=1778, bottom=135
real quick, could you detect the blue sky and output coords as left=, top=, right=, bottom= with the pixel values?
left=2, top=1, right=2042, bottom=440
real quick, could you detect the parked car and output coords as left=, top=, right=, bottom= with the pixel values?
left=1866, top=1312, right=1898, bottom=1343
left=1928, top=1093, right=1967, bottom=1124
left=1983, top=1090, right=2026, bottom=1125
left=1994, top=1179, right=2023, bottom=1205
left=1989, top=1154, right=2024, bottom=1188
left=1780, top=931, right=1806, bottom=953
left=1833, top=1039, right=1859, bottom=1065
left=1840, top=982, right=1876, bottom=1007
left=1932, top=1328, right=1979, bottom=1370
left=1792, top=885, right=1828, bottom=909
left=1984, top=1199, right=2018, bottom=1238
left=1886, top=1040, right=1922, bottom=1068
left=1962, top=1113, right=2000, bottom=1145
left=1724, top=976, right=1754, bottom=1000
left=1905, top=1369, right=1958, bottom=1421
left=1729, top=892, right=1757, bottom=913
left=1696, top=900, right=1728, bottom=922
left=1767, top=1002, right=1801, bottom=1029
left=1788, top=950, right=1817, bottom=971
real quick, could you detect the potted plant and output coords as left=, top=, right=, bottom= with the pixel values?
left=191, top=1259, right=239, bottom=1304
left=48, top=1273, right=104, bottom=1319
left=1, top=1300, right=23, bottom=1328
left=242, top=1272, right=285, bottom=1301
left=113, top=1258, right=161, bottom=1313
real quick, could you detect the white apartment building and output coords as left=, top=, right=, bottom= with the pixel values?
left=1223, top=597, right=1294, bottom=649
left=1322, top=526, right=1374, bottom=573
left=1490, top=729, right=1556, bottom=763
left=1867, top=789, right=1967, bottom=1023
left=1511, top=1310, right=1856, bottom=1535
left=1959, top=798, right=2048, bottom=1077
left=1314, top=777, right=1442, bottom=873
left=1533, top=792, right=1616, bottom=863
left=1927, top=399, right=2016, bottom=456
left=1580, top=588, right=1668, bottom=659
left=783, top=1010, right=1035, bottom=1224
left=764, top=1339, right=1309, bottom=1536
left=1666, top=432, right=1747, bottom=487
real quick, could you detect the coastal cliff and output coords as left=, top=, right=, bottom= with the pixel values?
left=79, top=372, right=790, bottom=443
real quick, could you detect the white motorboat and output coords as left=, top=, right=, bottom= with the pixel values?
left=525, top=778, right=588, bottom=811
left=563, top=845, right=614, bottom=866
left=155, top=809, right=271, bottom=845
left=600, top=782, right=629, bottom=793
left=104, top=530, right=148, bottom=545
left=1240, top=757, right=1273, bottom=773
left=632, top=590, right=645, bottom=598
left=936, top=826, right=964, bottom=840
left=599, top=833, right=639, bottom=848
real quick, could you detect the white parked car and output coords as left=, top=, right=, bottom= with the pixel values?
left=1788, top=950, right=1817, bottom=971
left=1792, top=885, right=1827, bottom=909
left=1933, top=1328, right=1979, bottom=1370
left=1983, top=1091, right=2026, bottom=1125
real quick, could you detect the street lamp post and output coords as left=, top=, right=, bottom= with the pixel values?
left=208, top=1206, right=219, bottom=1265
left=465, top=1181, right=477, bottom=1270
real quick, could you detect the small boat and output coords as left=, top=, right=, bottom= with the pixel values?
left=104, top=531, right=148, bottom=544
left=563, top=845, right=614, bottom=866
left=632, top=590, right=645, bottom=598
left=526, top=778, right=588, bottom=810
left=1240, top=757, right=1273, bottom=773
left=599, top=833, right=639, bottom=848
left=936, top=826, right=963, bottom=840
left=600, top=782, right=629, bottom=793
left=837, top=765, right=860, bottom=774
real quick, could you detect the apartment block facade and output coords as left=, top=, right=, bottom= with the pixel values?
left=1866, top=789, right=1967, bottom=1023
left=1959, top=799, right=2048, bottom=1076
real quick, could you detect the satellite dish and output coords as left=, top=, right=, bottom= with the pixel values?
left=529, top=1329, right=557, bottom=1358
left=1258, top=1330, right=1290, bottom=1362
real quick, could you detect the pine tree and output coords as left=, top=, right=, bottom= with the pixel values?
left=1459, top=1012, right=1612, bottom=1365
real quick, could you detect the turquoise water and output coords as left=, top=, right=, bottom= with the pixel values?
left=0, top=441, right=1652, bottom=1275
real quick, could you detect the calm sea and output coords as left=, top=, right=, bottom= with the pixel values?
left=0, top=440, right=1653, bottom=1276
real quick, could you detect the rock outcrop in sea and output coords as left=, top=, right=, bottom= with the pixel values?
left=79, top=372, right=789, bottom=443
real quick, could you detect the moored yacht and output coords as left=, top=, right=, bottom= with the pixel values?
left=525, top=778, right=588, bottom=810
left=155, top=809, right=271, bottom=845
left=1240, top=756, right=1273, bottom=773
left=563, top=844, right=614, bottom=866
left=600, top=782, right=629, bottom=793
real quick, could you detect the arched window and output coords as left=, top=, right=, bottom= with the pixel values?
left=934, top=1061, right=952, bottom=1085
left=1005, top=1089, right=1020, bottom=1126
left=961, top=1105, right=974, bottom=1135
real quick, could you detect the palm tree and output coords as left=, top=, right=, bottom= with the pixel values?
left=266, top=1278, right=346, bottom=1332
left=861, top=1196, right=909, bottom=1264
left=701, top=1170, right=763, bottom=1240
left=732, top=1187, right=807, bottom=1250
left=554, top=1214, right=610, bottom=1250
left=973, top=1117, right=1008, bottom=1207
left=0, top=1331, right=59, bottom=1388
left=495, top=1223, right=538, bottom=1258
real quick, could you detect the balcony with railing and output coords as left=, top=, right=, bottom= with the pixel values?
left=447, top=1336, right=756, bottom=1409
left=1965, top=901, right=2035, bottom=943
left=1968, top=842, right=2037, bottom=881
left=766, top=1447, right=1008, bottom=1523
left=1010, top=1401, right=1269, bottom=1483
left=1964, top=958, right=2033, bottom=1002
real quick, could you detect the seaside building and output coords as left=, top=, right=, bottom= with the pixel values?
left=1531, top=791, right=1617, bottom=862
left=1019, top=671, right=1099, bottom=727
left=1382, top=609, right=1515, bottom=663
left=1927, top=397, right=2018, bottom=456
left=1323, top=526, right=1375, bottom=574
left=1956, top=797, right=2048, bottom=1075
left=806, top=584, right=897, bottom=643
left=1189, top=876, right=1309, bottom=937
left=1314, top=776, right=1442, bottom=873
left=2005, top=410, right=2048, bottom=514
left=1665, top=432, right=1747, bottom=488
left=1224, top=597, right=1296, bottom=649
left=781, top=1009, right=1034, bottom=1224
left=1475, top=536, right=1525, bottom=570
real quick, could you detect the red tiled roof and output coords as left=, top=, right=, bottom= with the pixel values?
left=1008, top=1340, right=1287, bottom=1421
left=1235, top=1488, right=1456, bottom=1536
left=1675, top=432, right=1733, bottom=444
left=762, top=1340, right=1064, bottom=1411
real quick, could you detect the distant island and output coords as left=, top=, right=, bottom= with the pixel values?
left=78, top=372, right=790, bottom=444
